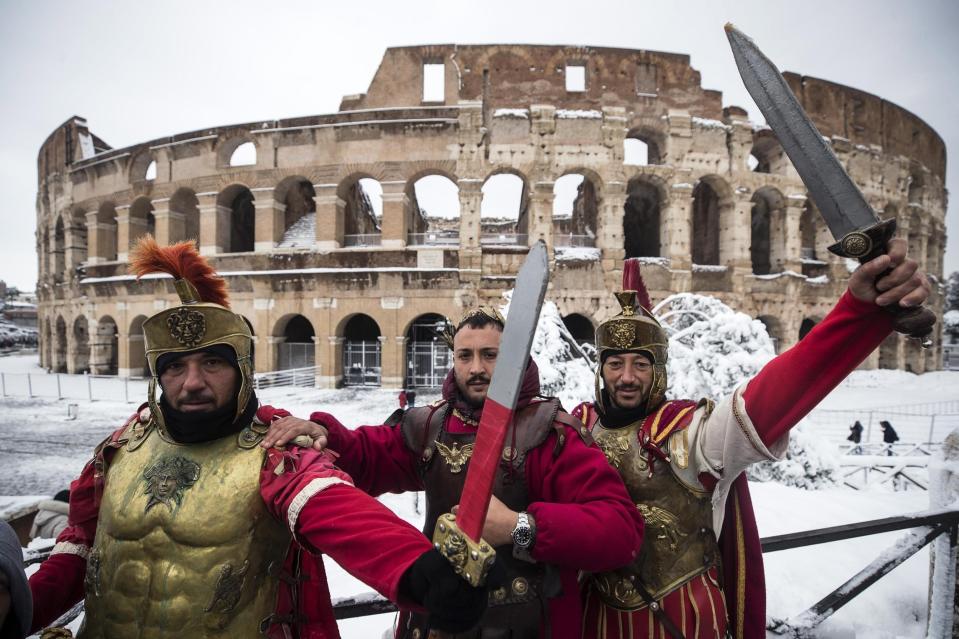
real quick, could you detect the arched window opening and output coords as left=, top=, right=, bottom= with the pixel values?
left=145, top=160, right=157, bottom=181
left=750, top=195, right=772, bottom=275
left=406, top=313, right=451, bottom=388
left=341, top=178, right=382, bottom=247
left=907, top=170, right=923, bottom=205
left=129, top=198, right=155, bottom=250
left=624, top=139, right=649, bottom=166
left=54, top=316, right=68, bottom=373
left=170, top=188, right=200, bottom=245
left=343, top=315, right=381, bottom=387
left=409, top=175, right=460, bottom=246
left=691, top=182, right=721, bottom=265
left=798, top=317, right=817, bottom=341
left=624, top=131, right=663, bottom=165
left=624, top=180, right=661, bottom=258
left=278, top=315, right=315, bottom=371
left=553, top=174, right=597, bottom=247
left=97, top=202, right=118, bottom=261
left=562, top=313, right=595, bottom=346
left=277, top=179, right=317, bottom=249
left=747, top=154, right=763, bottom=172
left=128, top=315, right=149, bottom=377
left=225, top=187, right=255, bottom=253
left=481, top=173, right=527, bottom=246
left=800, top=202, right=818, bottom=261
left=229, top=142, right=257, bottom=167
left=72, top=316, right=90, bottom=374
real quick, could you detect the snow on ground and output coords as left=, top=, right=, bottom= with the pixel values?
left=1, top=352, right=957, bottom=638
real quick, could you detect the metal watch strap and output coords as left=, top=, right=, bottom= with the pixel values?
left=511, top=511, right=536, bottom=562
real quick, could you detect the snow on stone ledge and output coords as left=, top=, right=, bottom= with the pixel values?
left=692, top=264, right=727, bottom=273
left=555, top=109, right=603, bottom=119
left=493, top=108, right=529, bottom=119
left=555, top=246, right=600, bottom=262
left=691, top=116, right=731, bottom=131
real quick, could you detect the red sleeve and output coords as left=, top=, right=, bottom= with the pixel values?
left=524, top=426, right=643, bottom=572
left=259, top=445, right=429, bottom=606
left=29, top=456, right=101, bottom=632
left=743, top=290, right=895, bottom=446
left=309, top=411, right=423, bottom=496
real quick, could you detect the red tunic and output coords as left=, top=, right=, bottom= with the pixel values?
left=312, top=400, right=644, bottom=639
left=577, top=290, right=895, bottom=639
left=28, top=405, right=432, bottom=639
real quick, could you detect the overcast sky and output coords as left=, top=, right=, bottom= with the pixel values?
left=1, top=0, right=956, bottom=292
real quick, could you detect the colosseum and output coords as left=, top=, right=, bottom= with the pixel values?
left=35, top=44, right=947, bottom=388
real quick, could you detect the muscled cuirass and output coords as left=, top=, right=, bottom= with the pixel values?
left=400, top=400, right=565, bottom=639
left=589, top=418, right=718, bottom=607
left=79, top=416, right=291, bottom=639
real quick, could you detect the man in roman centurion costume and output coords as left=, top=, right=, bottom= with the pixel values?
left=262, top=307, right=644, bottom=639
left=575, top=243, right=930, bottom=639
left=27, top=238, right=490, bottom=639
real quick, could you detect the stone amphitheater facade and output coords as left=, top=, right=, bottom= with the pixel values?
left=35, top=44, right=947, bottom=387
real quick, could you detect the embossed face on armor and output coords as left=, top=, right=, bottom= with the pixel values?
left=142, top=455, right=201, bottom=512
left=452, top=324, right=502, bottom=408
left=601, top=352, right=654, bottom=410
left=159, top=352, right=239, bottom=413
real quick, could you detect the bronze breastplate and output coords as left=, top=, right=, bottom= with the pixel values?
left=590, top=420, right=718, bottom=606
left=79, top=421, right=291, bottom=639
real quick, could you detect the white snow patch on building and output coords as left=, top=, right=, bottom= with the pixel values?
left=277, top=213, right=317, bottom=249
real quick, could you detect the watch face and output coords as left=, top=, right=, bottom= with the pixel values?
left=512, top=526, right=533, bottom=548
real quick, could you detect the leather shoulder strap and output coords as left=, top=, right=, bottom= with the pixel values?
left=553, top=409, right=594, bottom=447
left=400, top=401, right=448, bottom=459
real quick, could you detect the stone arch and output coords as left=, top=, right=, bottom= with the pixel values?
left=798, top=316, right=821, bottom=341
left=92, top=316, right=119, bottom=375
left=624, top=176, right=667, bottom=258
left=481, top=170, right=530, bottom=241
left=562, top=313, right=595, bottom=345
left=53, top=315, right=68, bottom=373
left=406, top=171, right=461, bottom=244
left=275, top=176, right=317, bottom=246
left=170, top=187, right=201, bottom=245
left=217, top=184, right=256, bottom=253
left=749, top=130, right=786, bottom=174
left=336, top=174, right=383, bottom=246
left=878, top=334, right=899, bottom=369
left=624, top=127, right=665, bottom=165
left=96, top=201, right=119, bottom=261
left=405, top=312, right=451, bottom=388
left=273, top=314, right=316, bottom=371
left=129, top=196, right=155, bottom=250
left=757, top=315, right=782, bottom=354
left=340, top=313, right=382, bottom=387
left=71, top=315, right=90, bottom=374
left=691, top=175, right=733, bottom=266
left=216, top=135, right=257, bottom=168
left=750, top=186, right=786, bottom=275
left=129, top=151, right=157, bottom=182
left=53, top=216, right=66, bottom=278
left=128, top=315, right=149, bottom=377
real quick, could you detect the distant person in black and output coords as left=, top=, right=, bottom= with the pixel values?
left=880, top=420, right=900, bottom=455
left=847, top=420, right=864, bottom=454
left=406, top=389, right=417, bottom=408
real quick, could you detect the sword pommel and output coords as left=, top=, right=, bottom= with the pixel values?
left=433, top=513, right=496, bottom=587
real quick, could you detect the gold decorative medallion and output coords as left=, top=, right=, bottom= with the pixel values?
left=607, top=320, right=636, bottom=350
left=142, top=455, right=201, bottom=512
left=839, top=231, right=872, bottom=258
left=205, top=560, right=250, bottom=613
left=597, top=432, right=631, bottom=468
left=166, top=307, right=207, bottom=347
left=637, top=504, right=685, bottom=551
left=436, top=441, right=474, bottom=473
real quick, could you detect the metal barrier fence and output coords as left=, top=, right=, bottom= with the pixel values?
left=810, top=400, right=959, bottom=445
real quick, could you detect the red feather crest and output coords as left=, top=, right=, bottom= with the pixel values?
left=622, top=258, right=652, bottom=311
left=129, top=236, right=230, bottom=308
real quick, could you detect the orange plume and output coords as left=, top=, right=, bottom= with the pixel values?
left=129, top=236, right=230, bottom=308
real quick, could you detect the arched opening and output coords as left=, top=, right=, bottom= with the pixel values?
left=53, top=218, right=66, bottom=278
left=71, top=316, right=90, bottom=374
left=229, top=142, right=257, bottom=167
left=481, top=172, right=528, bottom=245
left=624, top=129, right=663, bottom=165
left=275, top=314, right=316, bottom=371
left=878, top=334, right=899, bottom=369
left=337, top=177, right=382, bottom=247
left=92, top=316, right=118, bottom=375
left=170, top=187, right=200, bottom=245
left=757, top=315, right=782, bottom=354
left=128, top=315, right=149, bottom=377
left=750, top=192, right=774, bottom=275
left=798, top=317, right=818, bottom=341
left=691, top=181, right=722, bottom=266
left=97, top=201, right=118, bottom=261
left=624, top=139, right=649, bottom=166
left=408, top=174, right=460, bottom=245
left=144, top=160, right=157, bottom=181
left=800, top=201, right=818, bottom=261
left=342, top=314, right=381, bottom=387
left=562, top=313, right=595, bottom=346
left=129, top=197, right=155, bottom=250
left=53, top=316, right=67, bottom=373
left=69, top=207, right=88, bottom=267
left=277, top=178, right=317, bottom=248
left=907, top=169, right=924, bottom=205
left=624, top=178, right=662, bottom=258
left=406, top=313, right=451, bottom=388
left=553, top=173, right=598, bottom=247
left=218, top=185, right=255, bottom=253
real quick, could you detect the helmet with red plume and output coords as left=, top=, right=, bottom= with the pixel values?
left=594, top=258, right=669, bottom=414
left=130, top=236, right=254, bottom=430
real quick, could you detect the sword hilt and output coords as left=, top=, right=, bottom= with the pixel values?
left=432, top=513, right=496, bottom=587
left=828, top=218, right=936, bottom=348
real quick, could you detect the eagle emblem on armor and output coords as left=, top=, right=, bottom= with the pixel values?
left=436, top=441, right=474, bottom=474
left=167, top=307, right=207, bottom=347
left=607, top=320, right=636, bottom=350
left=637, top=504, right=685, bottom=551
left=142, top=455, right=201, bottom=512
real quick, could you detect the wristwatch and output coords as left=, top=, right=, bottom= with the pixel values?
left=511, top=511, right=536, bottom=561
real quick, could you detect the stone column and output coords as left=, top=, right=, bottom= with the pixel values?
left=65, top=213, right=88, bottom=272
left=527, top=180, right=554, bottom=250
left=381, top=181, right=409, bottom=249
left=115, top=205, right=132, bottom=262
left=379, top=335, right=402, bottom=389
left=320, top=336, right=344, bottom=389
left=197, top=192, right=223, bottom=256
left=597, top=180, right=627, bottom=273
left=458, top=178, right=484, bottom=274
left=664, top=183, right=694, bottom=270
left=721, top=194, right=751, bottom=269
left=252, top=188, right=283, bottom=252
left=85, top=211, right=106, bottom=264
left=267, top=336, right=286, bottom=374
left=120, top=333, right=145, bottom=378
left=314, top=185, right=344, bottom=251
left=783, top=195, right=806, bottom=274
left=917, top=220, right=930, bottom=272
left=152, top=198, right=185, bottom=246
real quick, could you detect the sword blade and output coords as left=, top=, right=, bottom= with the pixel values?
left=456, top=240, right=549, bottom=541
left=725, top=24, right=879, bottom=239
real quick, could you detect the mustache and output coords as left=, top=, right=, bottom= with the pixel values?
left=466, top=374, right=491, bottom=385
left=614, top=383, right=642, bottom=392
left=180, top=391, right=216, bottom=403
